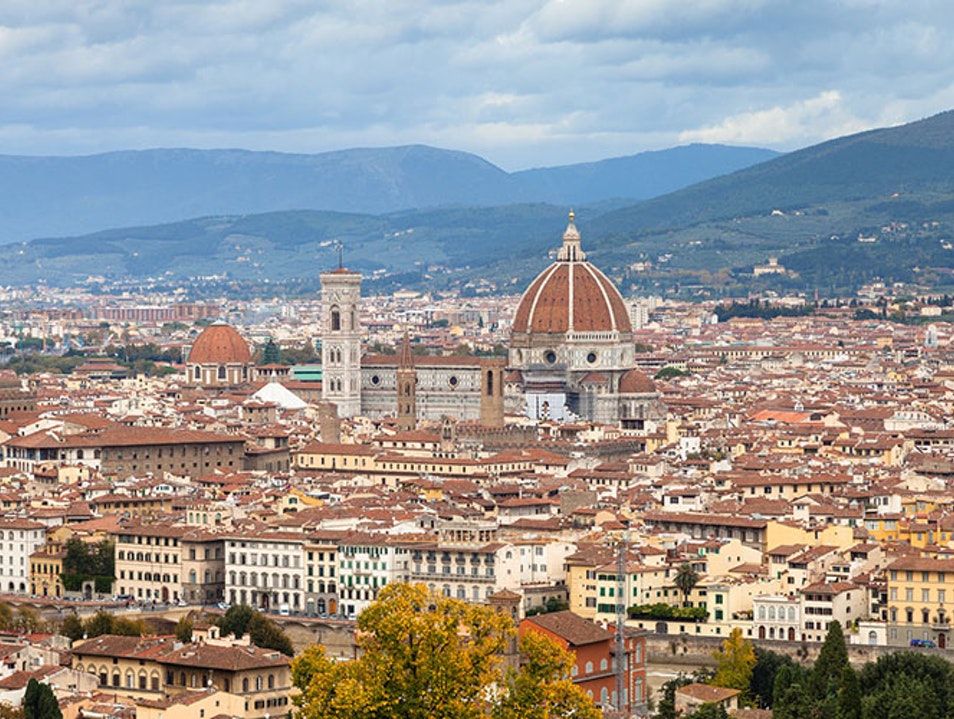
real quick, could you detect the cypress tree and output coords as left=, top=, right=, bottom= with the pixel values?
left=837, top=665, right=861, bottom=719
left=810, top=621, right=849, bottom=702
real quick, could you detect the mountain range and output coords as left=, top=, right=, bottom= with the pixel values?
left=5, top=110, right=954, bottom=296
left=0, top=143, right=777, bottom=245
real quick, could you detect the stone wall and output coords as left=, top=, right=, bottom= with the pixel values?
left=644, top=632, right=953, bottom=668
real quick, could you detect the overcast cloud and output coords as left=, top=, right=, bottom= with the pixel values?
left=1, top=0, right=952, bottom=170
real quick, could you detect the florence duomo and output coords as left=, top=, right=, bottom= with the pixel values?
left=316, top=211, right=666, bottom=432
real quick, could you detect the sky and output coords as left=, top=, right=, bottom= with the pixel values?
left=2, top=0, right=954, bottom=171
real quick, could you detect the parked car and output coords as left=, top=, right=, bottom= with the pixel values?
left=910, top=638, right=936, bottom=648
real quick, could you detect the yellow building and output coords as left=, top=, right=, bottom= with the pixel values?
left=886, top=556, right=954, bottom=648
left=29, top=543, right=65, bottom=597
left=72, top=634, right=291, bottom=719
left=114, top=521, right=185, bottom=604
left=137, top=687, right=246, bottom=719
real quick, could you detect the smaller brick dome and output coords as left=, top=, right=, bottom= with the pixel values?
left=619, top=368, right=656, bottom=394
left=188, top=322, right=252, bottom=364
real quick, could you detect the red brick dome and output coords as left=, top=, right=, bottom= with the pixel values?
left=188, top=322, right=252, bottom=364
left=512, top=214, right=632, bottom=335
left=619, top=368, right=657, bottom=394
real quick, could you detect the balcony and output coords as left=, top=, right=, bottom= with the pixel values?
left=932, top=618, right=950, bottom=631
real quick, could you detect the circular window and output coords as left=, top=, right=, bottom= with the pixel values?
left=370, top=375, right=380, bottom=386
left=544, top=350, right=557, bottom=364
left=587, top=351, right=598, bottom=364
left=449, top=376, right=459, bottom=387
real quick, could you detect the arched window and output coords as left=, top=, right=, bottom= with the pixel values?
left=242, top=678, right=249, bottom=692
left=585, top=661, right=593, bottom=674
left=331, top=307, right=341, bottom=331
left=256, top=676, right=263, bottom=691
left=268, top=674, right=275, bottom=689
left=217, top=366, right=226, bottom=380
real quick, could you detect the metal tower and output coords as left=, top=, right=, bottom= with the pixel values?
left=615, top=531, right=629, bottom=715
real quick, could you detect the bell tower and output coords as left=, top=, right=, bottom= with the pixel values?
left=320, top=264, right=363, bottom=418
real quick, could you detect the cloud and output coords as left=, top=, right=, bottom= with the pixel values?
left=1, top=1, right=954, bottom=169
left=677, top=92, right=871, bottom=148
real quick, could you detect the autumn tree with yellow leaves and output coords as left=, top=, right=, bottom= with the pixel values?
left=291, top=583, right=600, bottom=719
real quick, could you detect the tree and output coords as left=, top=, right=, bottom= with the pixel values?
left=262, top=338, right=282, bottom=365
left=292, top=583, right=599, bottom=719
left=772, top=664, right=811, bottom=719
left=837, top=665, right=861, bottom=719
left=217, top=605, right=294, bottom=655
left=711, top=628, right=756, bottom=696
left=248, top=612, right=294, bottom=656
left=175, top=615, right=194, bottom=643
left=749, top=647, right=802, bottom=709
left=858, top=651, right=954, bottom=719
left=22, top=679, right=61, bottom=719
left=0, top=703, right=24, bottom=719
left=809, top=621, right=850, bottom=709
left=59, top=613, right=84, bottom=642
left=218, top=604, right=255, bottom=639
left=81, top=610, right=145, bottom=638
left=83, top=610, right=114, bottom=639
left=61, top=538, right=114, bottom=592
left=673, top=563, right=700, bottom=607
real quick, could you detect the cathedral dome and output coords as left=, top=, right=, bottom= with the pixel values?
left=188, top=322, right=252, bottom=364
left=619, top=368, right=657, bottom=394
left=512, top=213, right=632, bottom=335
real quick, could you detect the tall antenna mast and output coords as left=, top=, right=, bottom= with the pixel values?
left=615, top=530, right=629, bottom=714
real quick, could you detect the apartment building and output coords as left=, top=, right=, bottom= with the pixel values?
left=114, top=522, right=184, bottom=603
left=224, top=531, right=305, bottom=613
left=886, top=556, right=954, bottom=647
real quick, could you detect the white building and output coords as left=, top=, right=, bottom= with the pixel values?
left=0, top=519, right=46, bottom=594
left=753, top=594, right=801, bottom=642
left=224, top=532, right=305, bottom=614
